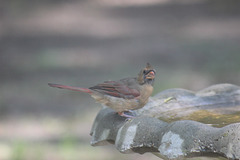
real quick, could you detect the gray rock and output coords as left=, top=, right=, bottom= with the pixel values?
left=90, top=84, right=240, bottom=159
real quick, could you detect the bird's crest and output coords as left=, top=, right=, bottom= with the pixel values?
left=137, top=63, right=155, bottom=85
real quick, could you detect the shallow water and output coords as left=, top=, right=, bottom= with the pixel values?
left=158, top=110, right=240, bottom=128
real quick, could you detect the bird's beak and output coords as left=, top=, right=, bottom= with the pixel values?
left=146, top=71, right=155, bottom=79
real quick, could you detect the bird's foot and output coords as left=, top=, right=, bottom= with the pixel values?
left=127, top=110, right=134, bottom=113
left=118, top=111, right=135, bottom=118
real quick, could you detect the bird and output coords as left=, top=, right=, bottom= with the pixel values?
left=48, top=63, right=155, bottom=118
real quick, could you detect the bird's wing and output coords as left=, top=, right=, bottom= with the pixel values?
left=89, top=80, right=140, bottom=99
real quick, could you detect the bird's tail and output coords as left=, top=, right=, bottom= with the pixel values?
left=48, top=83, right=92, bottom=94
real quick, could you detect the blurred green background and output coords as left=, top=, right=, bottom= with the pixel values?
left=1, top=0, right=240, bottom=159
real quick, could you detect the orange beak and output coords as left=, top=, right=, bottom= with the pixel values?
left=146, top=71, right=155, bottom=79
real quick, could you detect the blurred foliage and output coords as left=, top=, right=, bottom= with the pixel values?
left=1, top=0, right=240, bottom=159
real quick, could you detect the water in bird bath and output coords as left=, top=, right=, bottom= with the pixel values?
left=137, top=84, right=240, bottom=127
left=158, top=109, right=240, bottom=128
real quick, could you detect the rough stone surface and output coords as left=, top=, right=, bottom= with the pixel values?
left=90, top=84, right=240, bottom=159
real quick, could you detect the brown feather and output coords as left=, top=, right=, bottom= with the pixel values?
left=48, top=83, right=92, bottom=94
left=89, top=79, right=140, bottom=99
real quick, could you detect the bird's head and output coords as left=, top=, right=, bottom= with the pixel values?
left=137, top=63, right=156, bottom=85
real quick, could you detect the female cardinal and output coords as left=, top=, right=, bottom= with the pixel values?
left=48, top=63, right=155, bottom=117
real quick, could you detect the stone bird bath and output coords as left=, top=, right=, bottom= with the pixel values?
left=90, top=84, right=240, bottom=159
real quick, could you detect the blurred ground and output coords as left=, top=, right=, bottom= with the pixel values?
left=1, top=0, right=240, bottom=159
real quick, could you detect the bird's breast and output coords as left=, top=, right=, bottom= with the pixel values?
left=137, top=84, right=153, bottom=106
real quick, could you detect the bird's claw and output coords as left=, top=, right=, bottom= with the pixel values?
left=118, top=111, right=135, bottom=118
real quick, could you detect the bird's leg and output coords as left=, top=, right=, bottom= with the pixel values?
left=118, top=111, right=135, bottom=118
